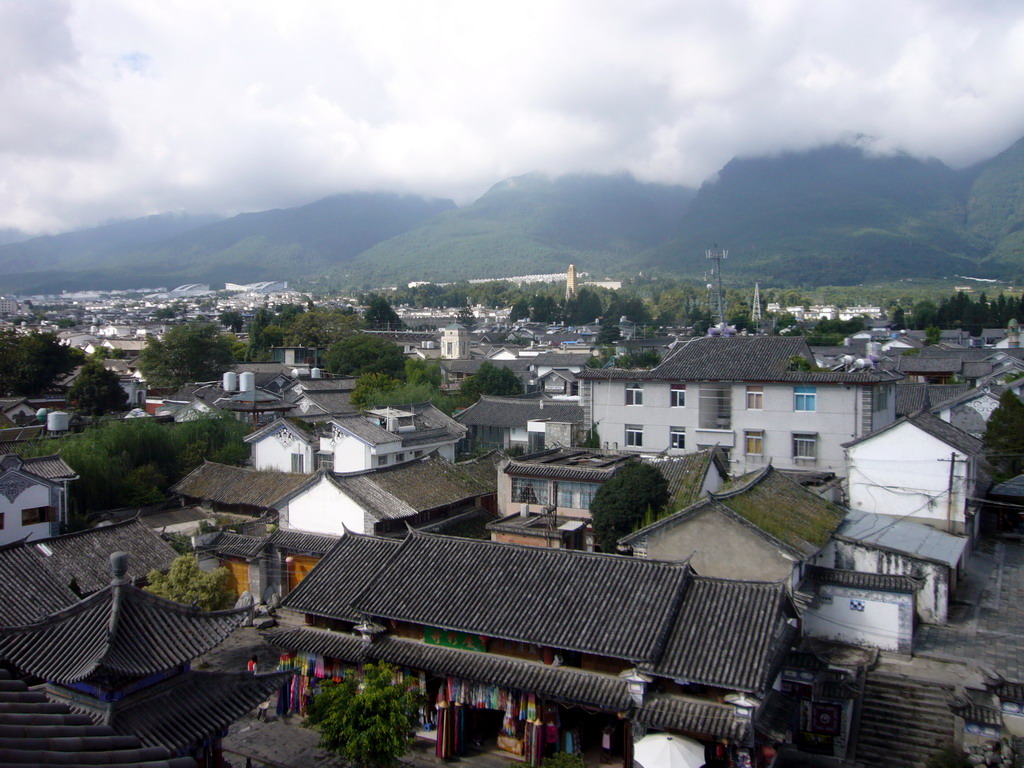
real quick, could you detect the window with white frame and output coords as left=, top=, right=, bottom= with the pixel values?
left=557, top=482, right=599, bottom=510
left=792, top=433, right=817, bottom=460
left=670, top=427, right=685, bottom=450
left=746, top=385, right=763, bottom=410
left=291, top=453, right=305, bottom=473
left=511, top=476, right=549, bottom=505
left=671, top=383, right=686, bottom=407
left=794, top=386, right=817, bottom=412
left=745, top=430, right=764, bottom=455
left=626, top=382, right=644, bottom=406
left=625, top=424, right=643, bottom=447
left=378, top=454, right=389, bottom=466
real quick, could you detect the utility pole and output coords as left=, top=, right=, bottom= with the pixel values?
left=939, top=452, right=966, bottom=533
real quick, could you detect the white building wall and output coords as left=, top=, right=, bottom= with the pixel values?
left=846, top=423, right=973, bottom=535
left=0, top=482, right=52, bottom=546
left=331, top=434, right=373, bottom=474
left=803, top=586, right=909, bottom=652
left=252, top=432, right=314, bottom=474
left=588, top=379, right=886, bottom=477
left=283, top=478, right=368, bottom=535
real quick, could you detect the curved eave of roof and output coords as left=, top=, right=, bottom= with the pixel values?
left=0, top=584, right=250, bottom=684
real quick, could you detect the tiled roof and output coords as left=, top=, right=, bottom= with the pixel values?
left=243, top=418, right=314, bottom=445
left=843, top=410, right=986, bottom=458
left=0, top=540, right=78, bottom=625
left=641, top=449, right=726, bottom=510
left=992, top=474, right=1024, bottom=498
left=504, top=449, right=633, bottom=483
left=634, top=694, right=749, bottom=741
left=350, top=531, right=692, bottom=662
left=266, top=527, right=340, bottom=555
left=455, top=395, right=583, bottom=428
left=803, top=565, right=918, bottom=593
left=14, top=454, right=76, bottom=480
left=709, top=467, right=848, bottom=555
left=0, top=669, right=197, bottom=768
left=328, top=413, right=402, bottom=445
left=337, top=453, right=499, bottom=521
left=0, top=576, right=249, bottom=684
left=654, top=577, right=794, bottom=693
left=265, top=627, right=631, bottom=711
left=200, top=531, right=267, bottom=559
left=578, top=336, right=901, bottom=384
left=282, top=533, right=402, bottom=622
left=895, top=383, right=973, bottom=416
left=622, top=466, right=846, bottom=558
left=371, top=636, right=632, bottom=711
left=171, top=461, right=311, bottom=509
left=33, top=519, right=179, bottom=594
left=266, top=625, right=369, bottom=662
left=69, top=670, right=293, bottom=752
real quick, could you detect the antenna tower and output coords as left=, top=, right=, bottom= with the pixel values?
left=706, top=245, right=728, bottom=326
left=751, top=282, right=762, bottom=334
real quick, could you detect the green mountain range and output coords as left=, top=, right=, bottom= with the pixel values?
left=3, top=136, right=1024, bottom=294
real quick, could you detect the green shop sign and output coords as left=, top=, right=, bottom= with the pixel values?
left=424, top=626, right=486, bottom=653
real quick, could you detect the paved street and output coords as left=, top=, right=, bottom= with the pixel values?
left=916, top=538, right=1024, bottom=681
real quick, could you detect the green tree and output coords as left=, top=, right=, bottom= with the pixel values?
left=324, top=335, right=406, bottom=379
left=590, top=462, right=669, bottom=552
left=460, top=362, right=522, bottom=402
left=984, top=390, right=1024, bottom=480
left=404, top=358, right=442, bottom=388
left=304, top=661, right=421, bottom=768
left=925, top=326, right=943, bottom=346
left=285, top=309, right=361, bottom=348
left=137, top=323, right=235, bottom=388
left=351, top=373, right=401, bottom=410
left=0, top=329, right=81, bottom=396
left=509, top=298, right=530, bottom=323
left=597, top=318, right=622, bottom=344
left=67, top=359, right=129, bottom=416
left=144, top=554, right=233, bottom=610
left=364, top=296, right=403, bottom=331
left=219, top=310, right=244, bottom=334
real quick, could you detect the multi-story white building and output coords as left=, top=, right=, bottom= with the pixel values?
left=578, top=336, right=902, bottom=477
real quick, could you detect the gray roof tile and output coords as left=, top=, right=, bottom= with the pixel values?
left=0, top=579, right=249, bottom=684
left=350, top=531, right=692, bottom=662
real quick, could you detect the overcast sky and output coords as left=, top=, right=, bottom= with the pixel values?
left=2, top=0, right=1024, bottom=234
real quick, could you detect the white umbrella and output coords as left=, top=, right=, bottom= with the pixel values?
left=633, top=732, right=706, bottom=768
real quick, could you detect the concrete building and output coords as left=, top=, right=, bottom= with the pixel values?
left=578, top=336, right=901, bottom=477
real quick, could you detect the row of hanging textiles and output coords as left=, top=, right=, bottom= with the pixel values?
left=274, top=651, right=424, bottom=716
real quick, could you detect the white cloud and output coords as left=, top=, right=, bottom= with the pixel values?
left=1, top=0, right=1023, bottom=233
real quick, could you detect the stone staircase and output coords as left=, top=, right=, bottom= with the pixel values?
left=854, top=669, right=957, bottom=768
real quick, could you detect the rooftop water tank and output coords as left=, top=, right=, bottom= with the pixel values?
left=47, top=411, right=69, bottom=433
left=311, top=367, right=322, bottom=379
left=239, top=371, right=256, bottom=392
left=223, top=371, right=238, bottom=392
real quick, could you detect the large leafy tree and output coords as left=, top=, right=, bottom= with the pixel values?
left=304, top=661, right=421, bottom=768
left=0, top=329, right=81, bottom=396
left=364, top=296, right=403, bottom=331
left=68, top=359, right=128, bottom=416
left=145, top=554, right=233, bottom=611
left=285, top=308, right=361, bottom=348
left=459, top=361, right=522, bottom=402
left=323, top=335, right=406, bottom=379
left=985, top=390, right=1024, bottom=480
left=137, top=322, right=235, bottom=388
left=590, top=462, right=670, bottom=552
